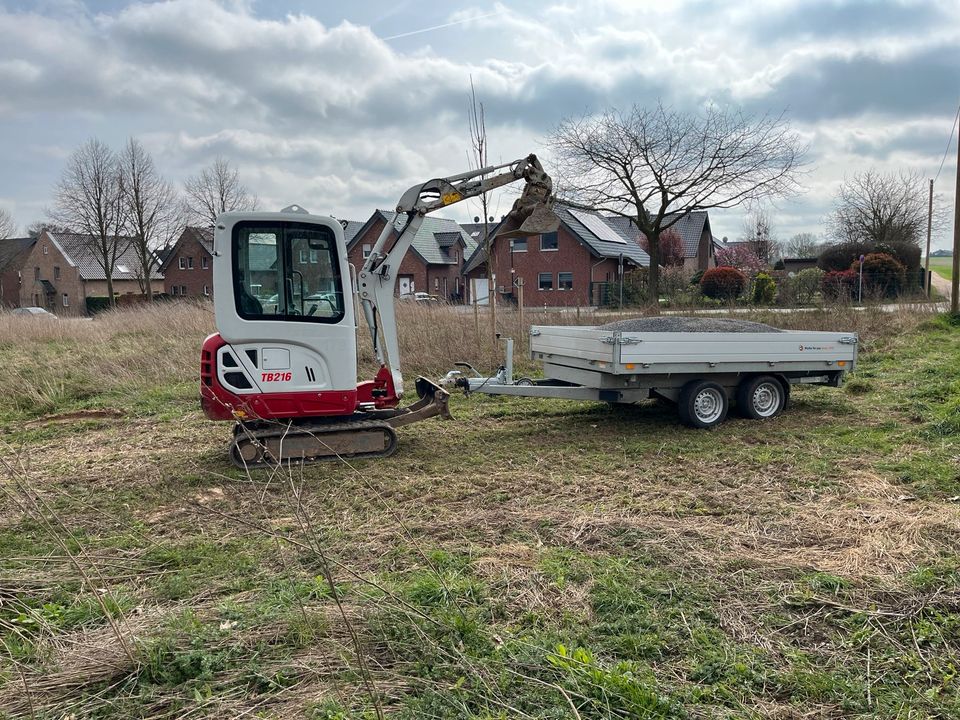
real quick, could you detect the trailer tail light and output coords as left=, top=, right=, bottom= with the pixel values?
left=838, top=361, right=847, bottom=367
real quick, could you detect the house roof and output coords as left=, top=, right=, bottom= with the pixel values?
left=604, top=211, right=710, bottom=259
left=555, top=205, right=650, bottom=267
left=349, top=211, right=477, bottom=266
left=47, top=232, right=163, bottom=280
left=39, top=279, right=56, bottom=294
left=0, top=237, right=35, bottom=273
left=339, top=219, right=365, bottom=245
left=158, top=227, right=213, bottom=271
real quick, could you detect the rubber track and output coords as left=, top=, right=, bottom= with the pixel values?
left=229, top=419, right=398, bottom=469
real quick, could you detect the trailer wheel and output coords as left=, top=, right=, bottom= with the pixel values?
left=678, top=380, right=728, bottom=429
left=736, top=375, right=786, bottom=420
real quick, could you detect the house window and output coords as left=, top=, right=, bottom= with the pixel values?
left=538, top=272, right=553, bottom=290
left=180, top=285, right=187, bottom=295
left=434, top=278, right=439, bottom=290
left=187, top=257, right=194, bottom=270
left=202, top=256, right=209, bottom=269
left=171, top=286, right=177, bottom=296
left=62, top=293, right=69, bottom=307
left=558, top=272, right=573, bottom=291
left=511, top=238, right=527, bottom=252
left=54, top=266, right=60, bottom=280
left=43, top=245, right=48, bottom=255
left=540, top=232, right=558, bottom=251
left=362, top=243, right=372, bottom=259
left=179, top=257, right=186, bottom=270
left=34, top=267, right=39, bottom=280
left=203, top=285, right=210, bottom=296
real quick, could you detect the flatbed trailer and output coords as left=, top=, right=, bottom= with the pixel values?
left=446, top=321, right=859, bottom=428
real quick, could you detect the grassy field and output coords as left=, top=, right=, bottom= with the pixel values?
left=928, top=257, right=954, bottom=281
left=0, top=302, right=958, bottom=719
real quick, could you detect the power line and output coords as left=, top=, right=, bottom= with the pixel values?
left=934, top=103, right=960, bottom=183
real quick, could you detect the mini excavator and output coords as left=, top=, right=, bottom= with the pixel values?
left=200, top=154, right=559, bottom=467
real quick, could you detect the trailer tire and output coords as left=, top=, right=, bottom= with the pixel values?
left=736, top=375, right=786, bottom=420
left=678, top=380, right=728, bottom=429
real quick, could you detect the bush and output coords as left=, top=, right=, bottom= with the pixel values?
left=793, top=267, right=824, bottom=305
left=659, top=266, right=692, bottom=300
left=817, top=241, right=873, bottom=272
left=876, top=240, right=921, bottom=271
left=853, top=252, right=906, bottom=297
left=689, top=269, right=705, bottom=286
left=700, top=266, right=747, bottom=300
left=85, top=296, right=113, bottom=315
left=751, top=272, right=776, bottom=304
left=822, top=269, right=857, bottom=299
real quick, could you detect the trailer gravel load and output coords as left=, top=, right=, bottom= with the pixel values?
left=445, top=317, right=858, bottom=429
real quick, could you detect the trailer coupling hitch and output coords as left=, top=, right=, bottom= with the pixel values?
left=387, top=376, right=453, bottom=428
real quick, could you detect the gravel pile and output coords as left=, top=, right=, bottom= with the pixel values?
left=600, top=316, right=782, bottom=333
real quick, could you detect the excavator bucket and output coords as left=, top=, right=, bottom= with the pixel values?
left=499, top=203, right=561, bottom=239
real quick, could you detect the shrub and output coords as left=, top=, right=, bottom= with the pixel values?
left=715, top=244, right=765, bottom=275
left=639, top=228, right=686, bottom=267
left=659, top=266, right=692, bottom=300
left=822, top=269, right=857, bottom=299
left=751, top=272, right=777, bottom=304
left=817, top=241, right=873, bottom=272
left=876, top=240, right=921, bottom=272
left=700, top=266, right=747, bottom=300
left=793, top=267, right=824, bottom=305
left=689, top=269, right=705, bottom=286
left=853, top=252, right=906, bottom=297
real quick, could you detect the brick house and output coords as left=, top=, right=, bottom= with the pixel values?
left=467, top=204, right=651, bottom=308
left=605, top=211, right=715, bottom=272
left=161, top=226, right=214, bottom=299
left=0, top=237, right=36, bottom=308
left=346, top=210, right=477, bottom=301
left=18, top=231, right=163, bottom=315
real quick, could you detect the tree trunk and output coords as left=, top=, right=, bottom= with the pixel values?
left=646, top=232, right=661, bottom=314
left=106, top=274, right=116, bottom=307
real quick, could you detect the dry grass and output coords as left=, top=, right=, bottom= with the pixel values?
left=0, top=299, right=957, bottom=718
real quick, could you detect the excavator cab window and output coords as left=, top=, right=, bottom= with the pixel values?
left=232, top=221, right=345, bottom=324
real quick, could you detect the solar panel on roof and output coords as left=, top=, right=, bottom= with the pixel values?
left=569, top=209, right=626, bottom=244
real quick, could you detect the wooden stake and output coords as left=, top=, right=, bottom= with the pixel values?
left=517, top=277, right=524, bottom=354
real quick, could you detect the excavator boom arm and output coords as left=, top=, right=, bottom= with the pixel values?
left=356, top=154, right=558, bottom=398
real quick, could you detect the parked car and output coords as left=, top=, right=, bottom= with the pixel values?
left=11, top=306, right=58, bottom=319
left=399, top=292, right=439, bottom=303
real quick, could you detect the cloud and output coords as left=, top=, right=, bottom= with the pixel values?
left=0, top=0, right=955, bottom=247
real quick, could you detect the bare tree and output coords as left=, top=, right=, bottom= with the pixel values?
left=549, top=103, right=805, bottom=306
left=828, top=169, right=935, bottom=247
left=468, top=77, right=497, bottom=339
left=184, top=156, right=257, bottom=226
left=53, top=139, right=128, bottom=307
left=784, top=231, right=822, bottom=258
left=25, top=220, right=73, bottom=238
left=740, top=206, right=779, bottom=262
left=0, top=208, right=15, bottom=239
left=120, top=138, right=182, bottom=299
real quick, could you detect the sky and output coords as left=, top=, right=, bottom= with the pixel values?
left=1, top=0, right=958, bottom=248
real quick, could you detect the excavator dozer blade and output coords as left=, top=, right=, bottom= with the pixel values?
left=386, top=376, right=453, bottom=428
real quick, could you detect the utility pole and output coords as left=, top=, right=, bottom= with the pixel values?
left=953, top=131, right=960, bottom=314
left=925, top=178, right=933, bottom=297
